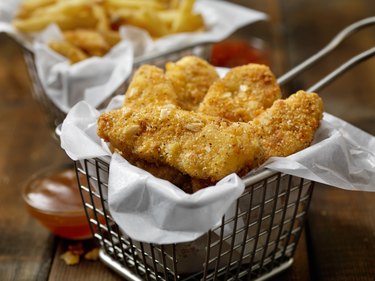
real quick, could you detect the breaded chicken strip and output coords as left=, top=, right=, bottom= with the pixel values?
left=121, top=64, right=195, bottom=190
left=165, top=56, right=219, bottom=110
left=124, top=64, right=177, bottom=107
left=253, top=91, right=324, bottom=161
left=198, top=64, right=281, bottom=122
left=98, top=104, right=262, bottom=182
left=98, top=91, right=323, bottom=187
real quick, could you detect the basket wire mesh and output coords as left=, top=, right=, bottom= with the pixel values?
left=74, top=158, right=313, bottom=281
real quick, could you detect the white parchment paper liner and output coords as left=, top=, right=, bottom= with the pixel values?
left=60, top=96, right=375, bottom=244
left=0, top=0, right=267, bottom=113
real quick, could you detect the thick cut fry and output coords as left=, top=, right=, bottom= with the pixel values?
left=64, top=29, right=110, bottom=57
left=198, top=64, right=281, bottom=122
left=113, top=8, right=169, bottom=38
left=173, top=13, right=204, bottom=33
left=165, top=56, right=219, bottom=110
left=172, top=0, right=204, bottom=33
left=16, top=0, right=57, bottom=19
left=13, top=0, right=205, bottom=61
left=92, top=4, right=110, bottom=32
left=13, top=9, right=97, bottom=32
left=29, top=0, right=93, bottom=17
left=104, top=0, right=168, bottom=10
left=48, top=40, right=88, bottom=63
left=100, top=30, right=121, bottom=47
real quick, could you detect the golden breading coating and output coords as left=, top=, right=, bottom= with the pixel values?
left=97, top=104, right=262, bottom=182
left=198, top=64, right=281, bottom=122
left=123, top=65, right=178, bottom=108
left=253, top=91, right=324, bottom=161
left=98, top=90, right=323, bottom=186
left=165, top=56, right=219, bottom=110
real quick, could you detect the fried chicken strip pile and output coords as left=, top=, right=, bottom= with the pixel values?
left=98, top=57, right=324, bottom=192
left=98, top=91, right=323, bottom=183
left=198, top=64, right=281, bottom=122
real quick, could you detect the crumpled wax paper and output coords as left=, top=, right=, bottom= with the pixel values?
left=0, top=0, right=267, bottom=113
left=60, top=94, right=375, bottom=244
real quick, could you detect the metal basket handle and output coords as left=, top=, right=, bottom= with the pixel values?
left=277, top=17, right=375, bottom=87
left=307, top=46, right=375, bottom=92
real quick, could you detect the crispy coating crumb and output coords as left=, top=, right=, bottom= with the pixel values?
left=166, top=56, right=219, bottom=110
left=198, top=64, right=281, bottom=122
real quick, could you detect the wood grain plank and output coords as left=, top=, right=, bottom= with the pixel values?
left=282, top=0, right=375, bottom=280
left=0, top=34, right=68, bottom=280
left=308, top=184, right=375, bottom=281
left=48, top=240, right=123, bottom=281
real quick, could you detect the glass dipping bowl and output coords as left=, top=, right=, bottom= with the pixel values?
left=23, top=165, right=92, bottom=240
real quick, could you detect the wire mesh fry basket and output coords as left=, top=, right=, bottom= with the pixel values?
left=75, top=158, right=313, bottom=281
left=67, top=17, right=375, bottom=281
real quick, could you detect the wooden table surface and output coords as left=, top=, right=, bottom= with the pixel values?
left=1, top=0, right=375, bottom=280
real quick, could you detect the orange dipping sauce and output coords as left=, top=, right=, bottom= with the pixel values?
left=210, top=38, right=270, bottom=67
left=23, top=166, right=92, bottom=240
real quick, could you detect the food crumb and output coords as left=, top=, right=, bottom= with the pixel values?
left=61, top=251, right=80, bottom=265
left=84, top=248, right=100, bottom=261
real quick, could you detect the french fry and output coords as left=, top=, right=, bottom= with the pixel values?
left=16, top=0, right=57, bottom=19
left=172, top=13, right=204, bottom=33
left=172, top=0, right=204, bottom=33
left=13, top=0, right=205, bottom=62
left=30, top=0, right=93, bottom=18
left=158, top=10, right=179, bottom=27
left=92, top=4, right=110, bottom=32
left=13, top=5, right=97, bottom=32
left=64, top=29, right=110, bottom=57
left=100, top=30, right=121, bottom=47
left=48, top=40, right=88, bottom=63
left=104, top=0, right=168, bottom=10
left=168, top=0, right=181, bottom=9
